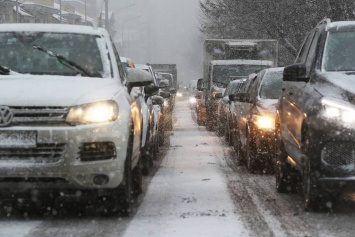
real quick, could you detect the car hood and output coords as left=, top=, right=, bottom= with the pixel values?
left=315, top=71, right=355, bottom=101
left=256, top=99, right=278, bottom=114
left=0, top=75, right=122, bottom=106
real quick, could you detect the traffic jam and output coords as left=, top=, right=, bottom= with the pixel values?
left=2, top=0, right=355, bottom=236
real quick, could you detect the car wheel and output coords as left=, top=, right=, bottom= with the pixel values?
left=132, top=158, right=143, bottom=197
left=246, top=136, right=258, bottom=173
left=302, top=133, right=330, bottom=212
left=234, top=131, right=245, bottom=165
left=216, top=119, right=224, bottom=137
left=275, top=123, right=299, bottom=193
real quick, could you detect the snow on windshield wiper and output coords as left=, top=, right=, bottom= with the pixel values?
left=0, top=65, right=10, bottom=75
left=32, top=44, right=95, bottom=77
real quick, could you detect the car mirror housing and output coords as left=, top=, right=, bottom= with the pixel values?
left=214, top=92, right=223, bottom=99
left=152, top=95, right=164, bottom=105
left=160, top=91, right=171, bottom=98
left=144, top=84, right=159, bottom=96
left=283, top=63, right=309, bottom=82
left=127, top=68, right=153, bottom=88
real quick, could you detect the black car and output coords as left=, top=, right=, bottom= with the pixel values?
left=275, top=19, right=355, bottom=211
left=231, top=68, right=284, bottom=173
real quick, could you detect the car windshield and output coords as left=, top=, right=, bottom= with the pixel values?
left=259, top=70, right=283, bottom=99
left=212, top=64, right=269, bottom=85
left=323, top=31, right=355, bottom=72
left=0, top=32, right=105, bottom=76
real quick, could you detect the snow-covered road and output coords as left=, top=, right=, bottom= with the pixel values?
left=3, top=99, right=355, bottom=237
left=122, top=99, right=248, bottom=237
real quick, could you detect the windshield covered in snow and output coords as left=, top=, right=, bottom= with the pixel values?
left=212, top=64, right=269, bottom=86
left=259, top=70, right=283, bottom=99
left=0, top=32, right=105, bottom=76
left=323, top=31, right=355, bottom=72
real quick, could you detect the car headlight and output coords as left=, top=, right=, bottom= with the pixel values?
left=163, top=100, right=169, bottom=107
left=66, top=101, right=119, bottom=125
left=252, top=115, right=275, bottom=130
left=177, top=92, right=183, bottom=97
left=321, top=98, right=355, bottom=124
left=189, top=97, right=197, bottom=104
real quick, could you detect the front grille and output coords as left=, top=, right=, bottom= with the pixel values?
left=0, top=143, right=66, bottom=163
left=10, top=106, right=69, bottom=126
left=78, top=142, right=116, bottom=162
left=322, top=142, right=355, bottom=166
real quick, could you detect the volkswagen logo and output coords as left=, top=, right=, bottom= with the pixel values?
left=0, top=106, right=13, bottom=127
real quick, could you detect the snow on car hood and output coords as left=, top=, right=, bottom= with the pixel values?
left=315, top=71, right=355, bottom=100
left=0, top=75, right=122, bottom=106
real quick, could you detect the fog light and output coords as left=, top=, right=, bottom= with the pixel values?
left=93, top=175, right=109, bottom=186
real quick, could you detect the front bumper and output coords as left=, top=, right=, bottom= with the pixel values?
left=0, top=121, right=130, bottom=191
left=307, top=117, right=355, bottom=183
left=251, top=127, right=275, bottom=156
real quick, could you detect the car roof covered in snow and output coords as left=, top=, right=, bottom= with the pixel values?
left=0, top=23, right=106, bottom=36
left=210, top=60, right=273, bottom=66
left=327, top=21, right=355, bottom=32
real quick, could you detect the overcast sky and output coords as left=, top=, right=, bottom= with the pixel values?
left=108, top=0, right=205, bottom=85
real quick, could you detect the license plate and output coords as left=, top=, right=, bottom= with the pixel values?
left=0, top=131, right=37, bottom=148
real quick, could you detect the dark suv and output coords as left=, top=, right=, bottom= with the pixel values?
left=275, top=19, right=355, bottom=211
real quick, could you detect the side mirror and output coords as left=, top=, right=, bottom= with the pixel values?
left=152, top=95, right=164, bottom=105
left=170, top=88, right=177, bottom=94
left=127, top=68, right=153, bottom=88
left=160, top=91, right=171, bottom=98
left=222, top=96, right=229, bottom=104
left=144, top=84, right=159, bottom=96
left=196, top=78, right=205, bottom=91
left=214, top=92, right=223, bottom=99
left=283, top=63, right=309, bottom=82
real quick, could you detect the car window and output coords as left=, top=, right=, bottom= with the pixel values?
left=295, top=32, right=315, bottom=64
left=0, top=32, right=106, bottom=76
left=323, top=31, right=355, bottom=71
left=259, top=70, right=283, bottom=99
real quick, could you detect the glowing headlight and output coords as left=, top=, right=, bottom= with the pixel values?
left=66, top=101, right=119, bottom=124
left=253, top=115, right=275, bottom=129
left=163, top=100, right=169, bottom=107
left=177, top=92, right=183, bottom=97
left=189, top=97, right=197, bottom=104
left=321, top=98, right=355, bottom=124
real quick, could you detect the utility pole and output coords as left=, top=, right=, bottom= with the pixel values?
left=16, top=0, right=19, bottom=23
left=59, top=0, right=62, bottom=23
left=85, top=0, right=87, bottom=25
left=105, top=0, right=109, bottom=32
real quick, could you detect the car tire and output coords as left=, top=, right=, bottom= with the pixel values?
left=132, top=158, right=143, bottom=197
left=246, top=136, right=258, bottom=173
left=275, top=123, right=299, bottom=193
left=234, top=131, right=245, bottom=165
left=216, top=119, right=224, bottom=137
left=302, top=133, right=331, bottom=212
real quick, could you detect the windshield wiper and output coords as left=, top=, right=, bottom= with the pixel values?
left=33, top=44, right=94, bottom=77
left=0, top=65, right=10, bottom=75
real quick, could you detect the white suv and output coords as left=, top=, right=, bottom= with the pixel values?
left=0, top=24, right=153, bottom=215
